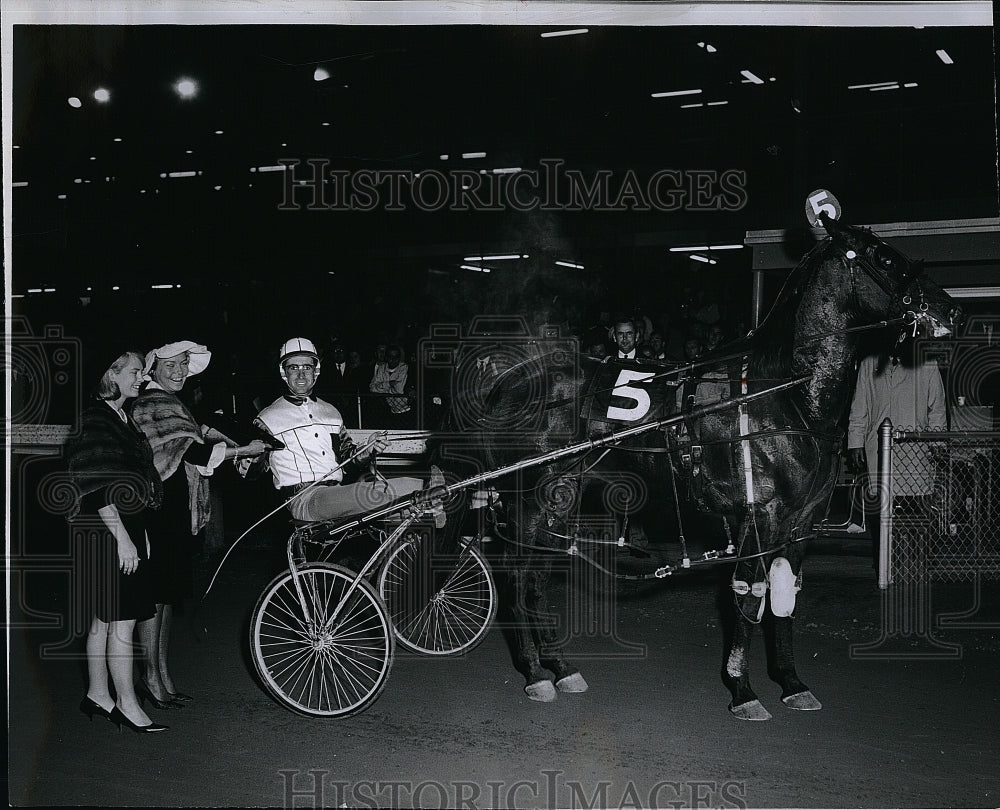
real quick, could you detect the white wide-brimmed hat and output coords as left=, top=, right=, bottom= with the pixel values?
left=142, top=340, right=212, bottom=378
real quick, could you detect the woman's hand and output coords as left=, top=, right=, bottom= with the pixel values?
left=117, top=539, right=140, bottom=575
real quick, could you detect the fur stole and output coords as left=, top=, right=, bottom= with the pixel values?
left=129, top=387, right=205, bottom=481
left=65, top=403, right=164, bottom=520
left=130, top=387, right=212, bottom=535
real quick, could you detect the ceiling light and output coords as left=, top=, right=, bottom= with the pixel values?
left=651, top=88, right=702, bottom=98
left=321, top=122, right=330, bottom=126
left=12, top=181, right=28, bottom=188
left=540, top=29, right=588, bottom=38
left=460, top=265, right=492, bottom=273
left=464, top=255, right=521, bottom=261
left=680, top=103, right=703, bottom=109
left=936, top=49, right=954, bottom=65
left=313, top=67, right=330, bottom=81
left=439, top=154, right=449, bottom=160
left=174, top=78, right=198, bottom=99
left=707, top=100, right=728, bottom=106
left=690, top=254, right=717, bottom=265
left=93, top=87, right=110, bottom=102
left=67, top=96, right=82, bottom=108
left=256, top=165, right=288, bottom=173
left=904, top=82, right=919, bottom=88
left=168, top=171, right=196, bottom=178
left=740, top=70, right=764, bottom=85
left=462, top=152, right=486, bottom=159
left=848, top=81, right=897, bottom=90
left=492, top=167, right=522, bottom=174
left=151, top=284, right=174, bottom=290
left=57, top=194, right=67, bottom=199
left=213, top=185, right=222, bottom=191
left=870, top=84, right=900, bottom=92
left=555, top=261, right=584, bottom=269
left=670, top=245, right=709, bottom=252
left=27, top=288, right=42, bottom=293
left=112, top=286, right=120, bottom=291
left=113, top=137, right=122, bottom=142
left=697, top=41, right=717, bottom=53
left=709, top=244, right=744, bottom=250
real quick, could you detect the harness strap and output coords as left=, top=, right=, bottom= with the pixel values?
left=738, top=360, right=755, bottom=505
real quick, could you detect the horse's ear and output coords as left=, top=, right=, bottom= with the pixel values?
left=818, top=211, right=844, bottom=234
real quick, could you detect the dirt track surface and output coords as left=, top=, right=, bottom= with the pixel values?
left=9, top=538, right=999, bottom=808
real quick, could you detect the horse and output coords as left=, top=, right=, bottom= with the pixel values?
left=447, top=213, right=960, bottom=718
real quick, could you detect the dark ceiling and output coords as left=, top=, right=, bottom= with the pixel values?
left=9, top=22, right=999, bottom=295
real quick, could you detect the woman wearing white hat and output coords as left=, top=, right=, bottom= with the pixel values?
left=129, top=341, right=267, bottom=708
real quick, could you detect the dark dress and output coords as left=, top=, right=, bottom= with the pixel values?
left=67, top=403, right=163, bottom=623
left=129, top=386, right=217, bottom=607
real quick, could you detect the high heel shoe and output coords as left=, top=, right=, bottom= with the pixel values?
left=79, top=696, right=113, bottom=722
left=135, top=681, right=183, bottom=710
left=109, top=706, right=169, bottom=734
left=166, top=691, right=193, bottom=702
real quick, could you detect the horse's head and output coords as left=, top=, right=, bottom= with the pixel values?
left=820, top=213, right=962, bottom=338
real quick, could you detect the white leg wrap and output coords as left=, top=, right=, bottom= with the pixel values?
left=768, top=557, right=800, bottom=617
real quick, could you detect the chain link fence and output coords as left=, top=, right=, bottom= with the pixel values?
left=888, top=430, right=1000, bottom=584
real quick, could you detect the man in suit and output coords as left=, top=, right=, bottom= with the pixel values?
left=611, top=316, right=640, bottom=360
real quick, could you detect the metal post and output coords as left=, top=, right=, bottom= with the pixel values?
left=356, top=394, right=363, bottom=429
left=751, top=270, right=765, bottom=329
left=877, top=418, right=894, bottom=589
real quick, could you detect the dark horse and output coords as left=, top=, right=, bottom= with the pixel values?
left=457, top=214, right=960, bottom=718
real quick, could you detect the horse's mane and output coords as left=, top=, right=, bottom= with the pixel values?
left=745, top=239, right=828, bottom=380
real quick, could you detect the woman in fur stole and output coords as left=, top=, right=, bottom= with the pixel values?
left=129, top=341, right=267, bottom=708
left=67, top=349, right=168, bottom=733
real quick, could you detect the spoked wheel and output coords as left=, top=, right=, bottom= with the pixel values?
left=250, top=563, right=394, bottom=717
left=377, top=535, right=497, bottom=655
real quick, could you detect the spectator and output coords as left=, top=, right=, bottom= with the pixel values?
left=370, top=344, right=411, bottom=415
left=683, top=336, right=704, bottom=363
left=705, top=324, right=726, bottom=354
left=611, top=316, right=640, bottom=360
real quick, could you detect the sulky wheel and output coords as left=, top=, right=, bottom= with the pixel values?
left=377, top=534, right=497, bottom=656
left=250, top=563, right=394, bottom=717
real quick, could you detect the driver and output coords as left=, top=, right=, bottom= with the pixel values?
left=240, top=337, right=444, bottom=525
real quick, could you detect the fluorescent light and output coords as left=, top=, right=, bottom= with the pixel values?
left=439, top=154, right=449, bottom=160
left=151, top=284, right=174, bottom=290
left=848, top=81, right=898, bottom=90
left=464, top=255, right=521, bottom=261
left=670, top=245, right=709, bottom=252
left=540, top=29, right=588, bottom=38
left=113, top=137, right=122, bottom=142
left=651, top=88, right=702, bottom=98
left=697, top=42, right=717, bottom=53
left=460, top=265, right=492, bottom=273
left=27, top=288, right=42, bottom=293
left=12, top=181, right=28, bottom=188
left=313, top=67, right=330, bottom=81
left=462, top=152, right=486, bottom=159
left=555, top=261, right=584, bottom=269
left=214, top=130, right=224, bottom=135
left=57, top=194, right=67, bottom=199
left=255, top=165, right=288, bottom=173
left=944, top=286, right=1000, bottom=298
left=492, top=167, right=522, bottom=174
left=680, top=103, right=704, bottom=109
left=740, top=70, right=764, bottom=85
left=870, top=84, right=900, bottom=92
left=93, top=88, right=110, bottom=102
left=690, top=254, right=717, bottom=265
left=709, top=244, right=744, bottom=250
left=707, top=100, right=728, bottom=106
left=67, top=96, right=82, bottom=108
left=112, top=286, right=120, bottom=291
left=936, top=49, right=954, bottom=65
left=904, top=82, right=919, bottom=88
left=168, top=171, right=197, bottom=178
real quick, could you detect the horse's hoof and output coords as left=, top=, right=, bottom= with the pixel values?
left=782, top=690, right=822, bottom=711
left=555, top=673, right=589, bottom=693
left=525, top=680, right=557, bottom=703
left=729, top=699, right=772, bottom=721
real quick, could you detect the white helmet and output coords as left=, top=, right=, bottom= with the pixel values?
left=278, top=337, right=321, bottom=380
